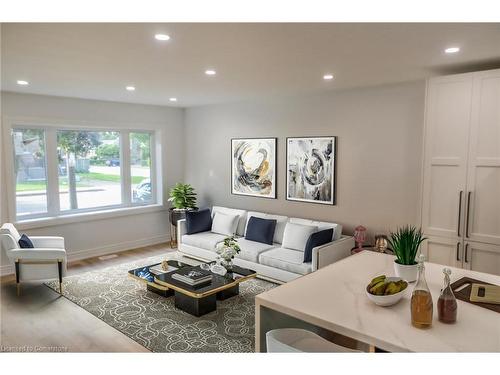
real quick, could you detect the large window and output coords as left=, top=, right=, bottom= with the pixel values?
left=12, top=128, right=48, bottom=217
left=58, top=130, right=122, bottom=211
left=10, top=127, right=157, bottom=220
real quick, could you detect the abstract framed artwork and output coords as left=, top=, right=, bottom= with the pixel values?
left=286, top=136, right=336, bottom=205
left=231, top=138, right=277, bottom=199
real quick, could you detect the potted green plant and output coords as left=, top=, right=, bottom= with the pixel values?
left=167, top=183, right=197, bottom=226
left=388, top=225, right=427, bottom=282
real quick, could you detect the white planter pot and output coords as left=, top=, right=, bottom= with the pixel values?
left=393, top=261, right=418, bottom=282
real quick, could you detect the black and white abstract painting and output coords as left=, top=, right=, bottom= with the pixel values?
left=231, top=138, right=277, bottom=199
left=286, top=137, right=336, bottom=205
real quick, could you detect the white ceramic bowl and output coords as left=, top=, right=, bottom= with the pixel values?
left=365, top=277, right=408, bottom=307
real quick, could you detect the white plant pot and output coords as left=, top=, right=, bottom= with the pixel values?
left=393, top=261, right=418, bottom=282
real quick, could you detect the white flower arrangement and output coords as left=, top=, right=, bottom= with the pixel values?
left=216, top=236, right=241, bottom=265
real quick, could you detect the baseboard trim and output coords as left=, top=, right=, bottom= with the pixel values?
left=67, top=234, right=171, bottom=263
left=0, top=234, right=171, bottom=276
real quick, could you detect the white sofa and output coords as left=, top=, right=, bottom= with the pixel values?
left=177, top=206, right=354, bottom=283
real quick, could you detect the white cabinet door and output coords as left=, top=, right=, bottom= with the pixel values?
left=421, top=74, right=472, bottom=239
left=421, top=236, right=462, bottom=268
left=465, top=70, right=500, bottom=246
left=463, top=241, right=500, bottom=276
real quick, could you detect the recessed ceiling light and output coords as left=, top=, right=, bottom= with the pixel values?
left=155, top=34, right=170, bottom=41
left=17, top=80, right=29, bottom=85
left=323, top=74, right=334, bottom=80
left=205, top=69, right=217, bottom=76
left=126, top=86, right=136, bottom=91
left=445, top=47, right=460, bottom=54
left=169, top=97, right=177, bottom=102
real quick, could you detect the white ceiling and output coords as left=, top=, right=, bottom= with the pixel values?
left=2, top=23, right=500, bottom=107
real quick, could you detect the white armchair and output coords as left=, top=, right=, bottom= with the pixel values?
left=1, top=223, right=67, bottom=295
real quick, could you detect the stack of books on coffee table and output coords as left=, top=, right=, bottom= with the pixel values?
left=172, top=267, right=212, bottom=286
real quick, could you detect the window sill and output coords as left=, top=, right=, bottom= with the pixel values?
left=15, top=204, right=166, bottom=230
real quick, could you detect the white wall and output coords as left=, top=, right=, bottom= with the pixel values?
left=184, top=81, right=425, bottom=238
left=1, top=81, right=426, bottom=274
left=1, top=92, right=184, bottom=274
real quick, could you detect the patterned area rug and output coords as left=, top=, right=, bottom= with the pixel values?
left=46, top=254, right=275, bottom=353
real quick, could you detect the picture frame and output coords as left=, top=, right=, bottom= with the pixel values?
left=231, top=137, right=277, bottom=199
left=286, top=136, right=336, bottom=205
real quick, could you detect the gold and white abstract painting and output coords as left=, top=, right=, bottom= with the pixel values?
left=231, top=138, right=276, bottom=199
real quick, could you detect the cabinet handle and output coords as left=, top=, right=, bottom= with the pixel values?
left=456, top=242, right=461, bottom=262
left=465, top=191, right=472, bottom=238
left=457, top=191, right=463, bottom=236
left=464, top=243, right=469, bottom=263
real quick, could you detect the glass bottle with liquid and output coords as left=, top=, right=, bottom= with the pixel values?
left=438, top=268, right=457, bottom=323
left=411, top=254, right=433, bottom=328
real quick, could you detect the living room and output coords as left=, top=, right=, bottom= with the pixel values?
left=1, top=1, right=499, bottom=373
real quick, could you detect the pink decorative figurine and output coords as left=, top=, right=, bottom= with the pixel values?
left=354, top=225, right=367, bottom=250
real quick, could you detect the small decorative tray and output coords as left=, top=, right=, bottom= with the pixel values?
left=450, top=277, right=500, bottom=314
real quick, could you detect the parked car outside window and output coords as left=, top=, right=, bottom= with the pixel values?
left=132, top=178, right=152, bottom=202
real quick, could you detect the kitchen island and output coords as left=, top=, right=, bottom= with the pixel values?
left=255, top=251, right=500, bottom=352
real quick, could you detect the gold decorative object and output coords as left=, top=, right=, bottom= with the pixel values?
left=161, top=260, right=169, bottom=271
left=374, top=235, right=388, bottom=252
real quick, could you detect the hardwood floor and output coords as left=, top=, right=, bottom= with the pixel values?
left=0, top=243, right=175, bottom=352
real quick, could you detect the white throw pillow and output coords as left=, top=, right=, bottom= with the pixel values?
left=282, top=222, right=318, bottom=252
left=289, top=217, right=341, bottom=241
left=212, top=206, right=248, bottom=236
left=211, top=212, right=239, bottom=236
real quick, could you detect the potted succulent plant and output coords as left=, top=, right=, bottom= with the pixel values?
left=388, top=225, right=427, bottom=282
left=167, top=183, right=197, bottom=226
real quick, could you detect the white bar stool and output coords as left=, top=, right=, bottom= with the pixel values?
left=266, top=328, right=361, bottom=353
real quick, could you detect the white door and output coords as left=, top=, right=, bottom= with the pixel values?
left=421, top=74, right=472, bottom=239
left=463, top=241, right=500, bottom=276
left=421, top=236, right=462, bottom=268
left=465, top=70, right=500, bottom=246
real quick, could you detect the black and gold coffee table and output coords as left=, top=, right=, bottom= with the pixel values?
left=154, top=265, right=257, bottom=317
left=129, top=261, right=257, bottom=317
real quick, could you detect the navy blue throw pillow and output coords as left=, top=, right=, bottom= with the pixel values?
left=18, top=233, right=34, bottom=248
left=245, top=216, right=277, bottom=245
left=186, top=209, right=212, bottom=235
left=303, top=228, right=334, bottom=263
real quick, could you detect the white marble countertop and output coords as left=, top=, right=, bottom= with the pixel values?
left=256, top=251, right=500, bottom=352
